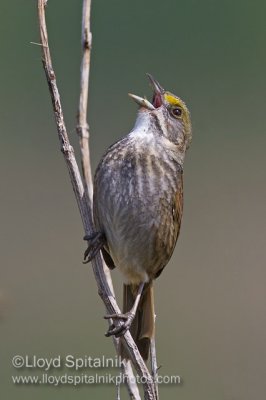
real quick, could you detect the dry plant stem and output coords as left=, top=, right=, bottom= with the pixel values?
left=77, top=2, right=141, bottom=398
left=37, top=1, right=156, bottom=399
left=150, top=337, right=159, bottom=400
left=77, top=0, right=116, bottom=301
left=116, top=382, right=121, bottom=400
left=77, top=0, right=93, bottom=204
left=122, top=359, right=142, bottom=399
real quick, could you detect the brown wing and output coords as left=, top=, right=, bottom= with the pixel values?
left=172, top=172, right=183, bottom=242
left=154, top=171, right=183, bottom=279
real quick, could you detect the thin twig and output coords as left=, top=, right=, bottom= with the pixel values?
left=37, top=1, right=156, bottom=398
left=77, top=1, right=140, bottom=398
left=122, top=359, right=142, bottom=399
left=77, top=0, right=116, bottom=301
left=30, top=41, right=48, bottom=47
left=76, top=0, right=93, bottom=204
left=150, top=336, right=159, bottom=400
left=116, top=379, right=121, bottom=400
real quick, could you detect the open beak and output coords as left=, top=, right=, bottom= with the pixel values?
left=128, top=93, right=155, bottom=110
left=128, top=74, right=165, bottom=110
left=146, top=73, right=164, bottom=95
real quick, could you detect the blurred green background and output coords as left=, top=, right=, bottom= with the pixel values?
left=1, top=0, right=266, bottom=399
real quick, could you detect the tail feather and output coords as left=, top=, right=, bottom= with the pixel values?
left=120, top=283, right=155, bottom=361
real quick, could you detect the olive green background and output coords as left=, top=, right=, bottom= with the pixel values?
left=1, top=0, right=266, bottom=399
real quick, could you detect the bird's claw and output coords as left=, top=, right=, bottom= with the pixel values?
left=83, top=232, right=105, bottom=264
left=104, top=312, right=134, bottom=337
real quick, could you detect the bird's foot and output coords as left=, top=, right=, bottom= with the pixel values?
left=104, top=311, right=135, bottom=337
left=83, top=232, right=105, bottom=264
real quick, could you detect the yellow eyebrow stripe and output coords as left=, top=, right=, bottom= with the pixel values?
left=164, top=93, right=182, bottom=106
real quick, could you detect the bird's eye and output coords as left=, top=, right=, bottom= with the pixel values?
left=171, top=107, right=182, bottom=118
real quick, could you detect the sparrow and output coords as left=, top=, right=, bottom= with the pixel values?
left=84, top=74, right=192, bottom=360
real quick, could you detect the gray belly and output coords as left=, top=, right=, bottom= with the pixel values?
left=93, top=149, right=181, bottom=284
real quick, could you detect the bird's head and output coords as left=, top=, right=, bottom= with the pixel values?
left=129, top=74, right=192, bottom=152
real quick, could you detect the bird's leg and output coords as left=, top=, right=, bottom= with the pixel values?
left=83, top=232, right=106, bottom=264
left=104, top=282, right=145, bottom=337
